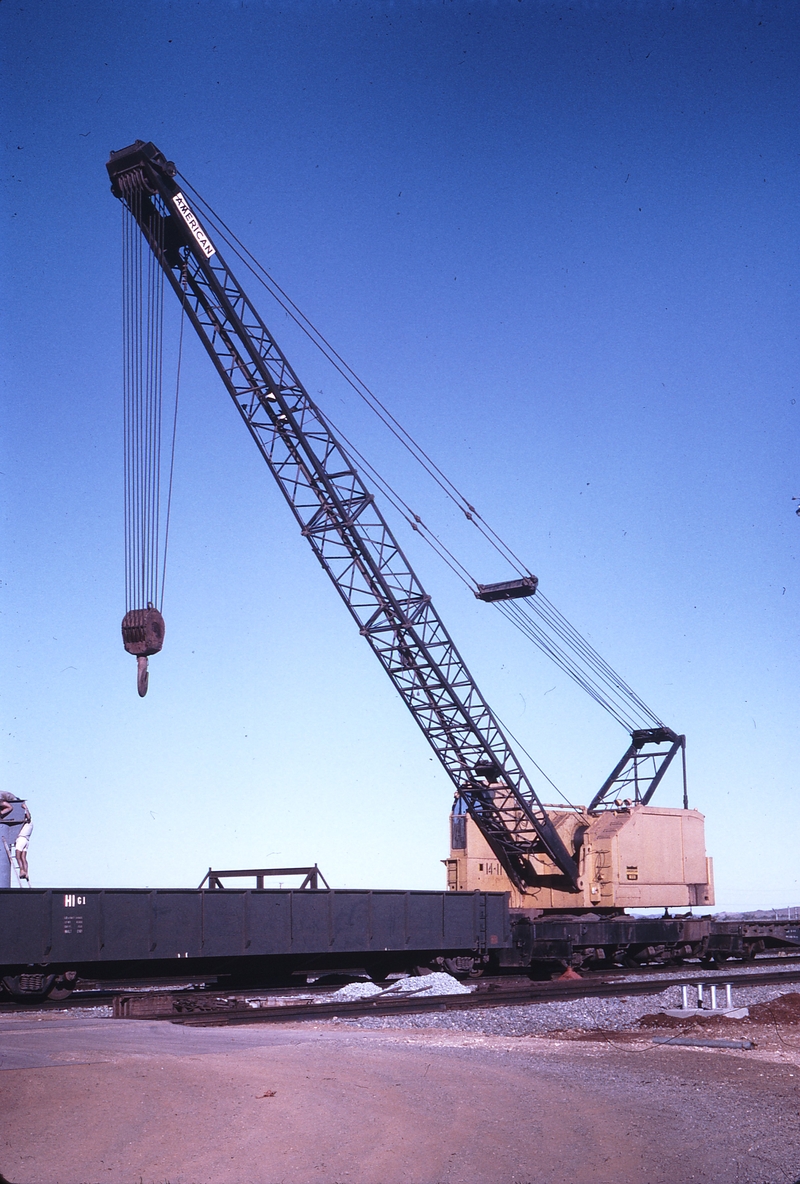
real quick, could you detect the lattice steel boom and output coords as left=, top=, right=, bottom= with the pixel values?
left=106, top=140, right=580, bottom=891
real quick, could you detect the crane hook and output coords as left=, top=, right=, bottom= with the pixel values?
left=121, top=606, right=165, bottom=698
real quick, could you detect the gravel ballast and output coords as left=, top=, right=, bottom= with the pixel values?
left=339, top=981, right=800, bottom=1035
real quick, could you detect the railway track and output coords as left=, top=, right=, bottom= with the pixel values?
left=109, top=963, right=800, bottom=1027
left=4, top=956, right=799, bottom=1020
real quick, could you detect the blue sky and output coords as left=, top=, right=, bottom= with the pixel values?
left=2, top=0, right=798, bottom=910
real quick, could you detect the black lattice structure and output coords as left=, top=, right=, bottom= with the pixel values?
left=588, top=728, right=687, bottom=813
left=198, top=865, right=330, bottom=891
left=107, top=141, right=580, bottom=892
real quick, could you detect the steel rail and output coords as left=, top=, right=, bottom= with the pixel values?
left=110, top=965, right=800, bottom=1026
left=3, top=960, right=799, bottom=1016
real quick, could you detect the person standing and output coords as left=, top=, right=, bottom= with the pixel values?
left=0, top=792, right=32, bottom=887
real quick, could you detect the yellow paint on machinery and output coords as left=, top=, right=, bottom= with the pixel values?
left=445, top=805, right=714, bottom=910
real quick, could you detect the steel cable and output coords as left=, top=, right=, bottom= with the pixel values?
left=497, top=600, right=646, bottom=732
left=159, top=296, right=185, bottom=612
left=122, top=191, right=167, bottom=613
left=178, top=178, right=533, bottom=576
left=175, top=179, right=663, bottom=731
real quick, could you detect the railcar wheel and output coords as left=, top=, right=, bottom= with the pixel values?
left=442, top=956, right=479, bottom=977
left=47, top=972, right=78, bottom=1000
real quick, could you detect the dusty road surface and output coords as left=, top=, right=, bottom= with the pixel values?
left=1, top=1009, right=799, bottom=1184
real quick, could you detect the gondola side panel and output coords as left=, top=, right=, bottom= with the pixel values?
left=0, top=890, right=52, bottom=964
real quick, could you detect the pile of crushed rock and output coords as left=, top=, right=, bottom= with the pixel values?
left=328, top=972, right=473, bottom=1003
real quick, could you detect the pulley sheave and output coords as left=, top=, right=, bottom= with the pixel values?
left=121, top=606, right=166, bottom=697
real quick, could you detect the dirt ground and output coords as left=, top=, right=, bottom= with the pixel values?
left=1, top=1007, right=799, bottom=1184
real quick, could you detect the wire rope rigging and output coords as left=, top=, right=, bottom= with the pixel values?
left=119, top=176, right=181, bottom=696
left=179, top=177, right=664, bottom=734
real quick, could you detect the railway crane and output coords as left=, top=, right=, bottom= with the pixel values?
left=106, top=140, right=713, bottom=914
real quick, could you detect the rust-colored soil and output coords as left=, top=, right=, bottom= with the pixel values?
left=748, top=991, right=800, bottom=1023
left=638, top=991, right=800, bottom=1030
